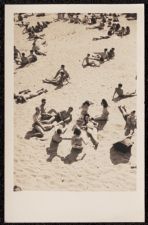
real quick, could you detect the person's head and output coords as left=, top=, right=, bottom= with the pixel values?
left=68, top=107, right=73, bottom=113
left=14, top=46, right=16, bottom=49
left=57, top=129, right=62, bottom=135
left=111, top=47, right=115, bottom=51
left=61, top=65, right=65, bottom=69
left=101, top=99, right=108, bottom=108
left=30, top=50, right=33, bottom=55
left=82, top=100, right=90, bottom=107
left=73, top=127, right=81, bottom=136
left=22, top=52, right=25, bottom=57
left=87, top=54, right=90, bottom=57
left=104, top=48, right=108, bottom=52
left=131, top=110, right=136, bottom=115
left=32, top=42, right=35, bottom=46
left=118, top=83, right=122, bottom=88
left=41, top=98, right=46, bottom=105
left=84, top=113, right=90, bottom=123
left=35, top=107, right=40, bottom=114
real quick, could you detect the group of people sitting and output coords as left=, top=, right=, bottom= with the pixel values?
left=43, top=65, right=70, bottom=87
left=82, top=48, right=115, bottom=67
left=14, top=41, right=46, bottom=67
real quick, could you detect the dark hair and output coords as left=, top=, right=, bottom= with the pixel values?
left=74, top=128, right=81, bottom=136
left=30, top=50, right=33, bottom=53
left=131, top=110, right=136, bottom=114
left=101, top=99, right=108, bottom=108
left=41, top=98, right=46, bottom=103
left=83, top=100, right=90, bottom=106
left=87, top=54, right=90, bottom=57
left=83, top=113, right=90, bottom=125
left=118, top=83, right=122, bottom=87
left=22, top=53, right=25, bottom=56
left=57, top=129, right=62, bottom=134
left=61, top=65, right=65, bottom=68
left=68, top=107, right=73, bottom=111
left=104, top=48, right=108, bottom=51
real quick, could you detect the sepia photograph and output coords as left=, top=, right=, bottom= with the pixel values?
left=13, top=12, right=137, bottom=192
left=5, top=4, right=144, bottom=222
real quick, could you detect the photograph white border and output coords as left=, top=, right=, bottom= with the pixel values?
left=5, top=4, right=144, bottom=222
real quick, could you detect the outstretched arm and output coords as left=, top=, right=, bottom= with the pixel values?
left=54, top=69, right=60, bottom=79
left=112, top=89, right=117, bottom=99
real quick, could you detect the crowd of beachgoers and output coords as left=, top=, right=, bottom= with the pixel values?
left=14, top=12, right=137, bottom=170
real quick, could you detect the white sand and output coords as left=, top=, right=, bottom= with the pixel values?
left=14, top=14, right=137, bottom=191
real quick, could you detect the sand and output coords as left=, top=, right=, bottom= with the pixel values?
left=14, top=14, right=137, bottom=191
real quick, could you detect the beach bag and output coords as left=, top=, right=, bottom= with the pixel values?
left=113, top=137, right=133, bottom=153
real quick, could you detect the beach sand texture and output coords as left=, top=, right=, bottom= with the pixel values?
left=14, top=14, right=137, bottom=191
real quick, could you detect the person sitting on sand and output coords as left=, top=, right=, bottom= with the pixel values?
left=48, top=107, right=73, bottom=126
left=112, top=83, right=136, bottom=100
left=125, top=26, right=130, bottom=35
left=82, top=114, right=99, bottom=149
left=20, top=53, right=29, bottom=66
left=79, top=100, right=94, bottom=117
left=82, top=54, right=100, bottom=67
left=28, top=50, right=37, bottom=63
left=117, top=27, right=125, bottom=37
left=90, top=15, right=97, bottom=24
left=93, top=99, right=109, bottom=130
left=107, top=48, right=115, bottom=60
left=74, top=15, right=81, bottom=24
left=43, top=71, right=69, bottom=87
left=14, top=46, right=21, bottom=64
left=54, top=65, right=70, bottom=81
left=82, top=15, right=89, bottom=24
left=93, top=48, right=108, bottom=63
left=31, top=107, right=46, bottom=138
left=17, top=13, right=24, bottom=26
left=14, top=88, right=48, bottom=104
left=118, top=105, right=137, bottom=135
left=32, top=42, right=46, bottom=56
left=34, top=22, right=43, bottom=32
left=40, top=98, right=57, bottom=120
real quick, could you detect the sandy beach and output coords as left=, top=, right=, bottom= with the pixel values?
left=14, top=13, right=137, bottom=191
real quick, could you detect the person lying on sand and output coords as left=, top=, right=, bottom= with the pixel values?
left=47, top=107, right=73, bottom=126
left=14, top=88, right=48, bottom=104
left=32, top=42, right=46, bottom=56
left=118, top=105, right=137, bottom=136
left=82, top=54, right=100, bottom=67
left=112, top=83, right=136, bottom=100
left=31, top=107, right=53, bottom=138
left=93, top=48, right=108, bottom=63
left=40, top=98, right=57, bottom=120
left=81, top=114, right=99, bottom=149
left=14, top=46, right=21, bottom=64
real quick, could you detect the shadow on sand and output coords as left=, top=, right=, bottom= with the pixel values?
left=62, top=148, right=86, bottom=164
left=110, top=146, right=131, bottom=165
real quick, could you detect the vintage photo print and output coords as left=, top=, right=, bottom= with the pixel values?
left=5, top=4, right=144, bottom=222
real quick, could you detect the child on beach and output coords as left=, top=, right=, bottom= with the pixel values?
left=71, top=128, right=87, bottom=150
left=80, top=100, right=94, bottom=117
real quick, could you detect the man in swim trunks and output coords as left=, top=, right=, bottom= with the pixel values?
left=54, top=65, right=70, bottom=81
left=48, top=107, right=73, bottom=125
left=82, top=54, right=99, bottom=67
left=112, top=83, right=136, bottom=100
